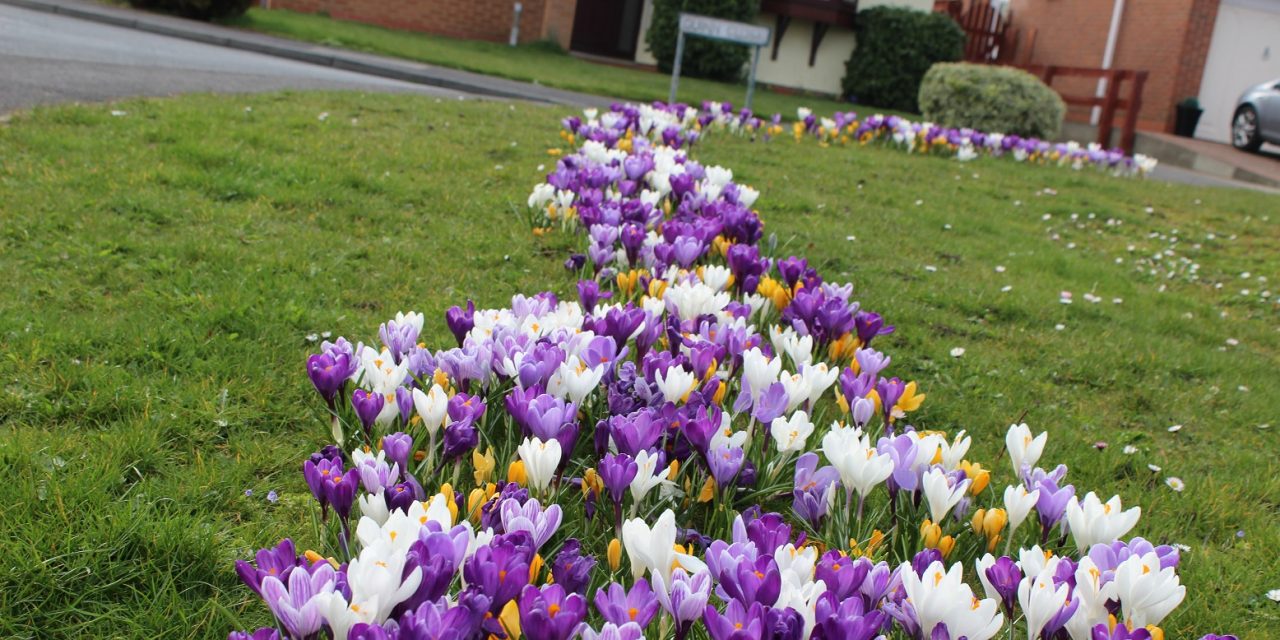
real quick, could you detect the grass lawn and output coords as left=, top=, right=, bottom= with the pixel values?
left=224, top=9, right=872, bottom=118
left=1, top=91, right=1278, bottom=638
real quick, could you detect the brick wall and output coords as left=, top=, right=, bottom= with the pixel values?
left=271, top=0, right=576, bottom=49
left=1007, top=0, right=1220, bottom=133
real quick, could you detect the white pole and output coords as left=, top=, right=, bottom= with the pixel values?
left=1093, top=0, right=1125, bottom=125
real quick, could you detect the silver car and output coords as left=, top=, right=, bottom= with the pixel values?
left=1233, top=78, right=1280, bottom=152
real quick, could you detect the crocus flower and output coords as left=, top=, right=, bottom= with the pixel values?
left=500, top=497, right=563, bottom=551
left=704, top=600, right=766, bottom=640
left=899, top=560, right=1004, bottom=640
left=234, top=539, right=300, bottom=598
left=1006, top=423, right=1048, bottom=480
left=441, top=419, right=479, bottom=462
left=259, top=562, right=337, bottom=639
left=308, top=351, right=352, bottom=405
left=581, top=622, right=646, bottom=640
left=595, top=578, right=659, bottom=628
left=228, top=629, right=280, bottom=640
left=1066, top=492, right=1141, bottom=552
left=517, top=436, right=562, bottom=493
left=653, top=568, right=712, bottom=640
left=518, top=584, right=589, bottom=640
left=352, top=388, right=385, bottom=437
left=621, top=509, right=707, bottom=581
left=551, top=539, right=597, bottom=596
left=381, top=432, right=413, bottom=476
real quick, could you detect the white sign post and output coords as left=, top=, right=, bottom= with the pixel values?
left=668, top=13, right=771, bottom=110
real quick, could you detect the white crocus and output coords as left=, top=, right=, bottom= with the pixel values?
left=358, top=489, right=390, bottom=526
left=742, top=347, right=781, bottom=401
left=547, top=357, right=605, bottom=404
left=774, top=543, right=818, bottom=585
left=517, top=437, right=562, bottom=493
left=345, top=539, right=421, bottom=622
left=629, top=449, right=673, bottom=504
left=738, top=184, right=760, bottom=208
left=770, top=410, right=815, bottom=453
left=411, top=384, right=449, bottom=437
left=1064, top=557, right=1117, bottom=640
left=974, top=554, right=1000, bottom=603
left=1065, top=492, right=1141, bottom=551
left=770, top=325, right=814, bottom=368
left=900, top=561, right=1004, bottom=640
left=1113, top=552, right=1185, bottom=627
left=1019, top=556, right=1074, bottom=640
left=699, top=265, right=735, bottom=292
left=922, top=467, right=970, bottom=523
left=799, top=362, right=839, bottom=408
left=654, top=365, right=698, bottom=404
left=317, top=592, right=380, bottom=640
left=1005, top=423, right=1048, bottom=478
left=822, top=425, right=893, bottom=501
left=528, top=182, right=556, bottom=209
left=664, top=281, right=731, bottom=321
left=621, top=509, right=707, bottom=581
left=1003, top=484, right=1041, bottom=540
left=939, top=430, right=971, bottom=470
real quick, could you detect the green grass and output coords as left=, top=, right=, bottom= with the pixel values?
left=223, top=9, right=872, bottom=118
left=1, top=91, right=1278, bottom=638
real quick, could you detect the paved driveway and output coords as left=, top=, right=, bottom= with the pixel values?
left=0, top=3, right=465, bottom=114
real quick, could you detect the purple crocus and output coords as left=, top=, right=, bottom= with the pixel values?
left=578, top=279, right=613, bottom=314
left=463, top=535, right=532, bottom=616
left=653, top=569, right=712, bottom=640
left=814, top=593, right=886, bottom=640
left=234, top=539, right=300, bottom=598
left=442, top=418, right=479, bottom=462
left=325, top=468, right=360, bottom=523
left=381, top=432, right=414, bottom=476
left=444, top=300, right=475, bottom=346
left=595, top=578, right=660, bottom=628
left=581, top=622, right=646, bottom=640
left=814, top=551, right=871, bottom=602
left=983, top=555, right=1022, bottom=617
left=708, top=445, right=745, bottom=489
left=307, top=351, right=352, bottom=405
left=551, top=539, right=597, bottom=596
left=720, top=555, right=781, bottom=607
left=351, top=388, right=384, bottom=438
left=228, top=630, right=280, bottom=640
left=518, top=584, right=589, bottom=640
left=704, top=600, right=766, bottom=640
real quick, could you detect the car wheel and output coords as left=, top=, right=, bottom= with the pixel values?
left=1232, top=105, right=1263, bottom=152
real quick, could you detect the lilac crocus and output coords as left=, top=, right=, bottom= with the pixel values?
left=258, top=562, right=336, bottom=639
left=595, top=578, right=660, bottom=628
left=751, top=381, right=788, bottom=424
left=518, top=584, right=589, bottom=640
left=381, top=432, right=414, bottom=476
left=227, top=630, right=280, bottom=640
left=581, top=622, right=646, bottom=640
left=653, top=569, right=712, bottom=640
left=813, top=594, right=886, bottom=640
left=396, top=595, right=490, bottom=640
left=708, top=445, right=745, bottom=489
left=499, top=497, right=563, bottom=551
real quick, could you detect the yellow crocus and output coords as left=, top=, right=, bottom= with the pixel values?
left=508, top=460, right=527, bottom=487
left=473, top=447, right=496, bottom=485
left=607, top=538, right=622, bottom=572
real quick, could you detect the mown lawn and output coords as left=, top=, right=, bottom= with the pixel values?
left=0, top=92, right=1277, bottom=638
left=224, top=9, right=868, bottom=118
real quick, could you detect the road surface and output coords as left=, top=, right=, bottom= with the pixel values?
left=0, top=3, right=465, bottom=114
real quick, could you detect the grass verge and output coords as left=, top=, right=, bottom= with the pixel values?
left=0, top=91, right=1277, bottom=637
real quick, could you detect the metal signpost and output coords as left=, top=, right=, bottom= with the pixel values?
left=668, top=13, right=771, bottom=110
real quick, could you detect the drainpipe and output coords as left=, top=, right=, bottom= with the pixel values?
left=510, top=2, right=523, bottom=47
left=1092, top=0, right=1125, bottom=126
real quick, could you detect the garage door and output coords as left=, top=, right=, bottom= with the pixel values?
left=1196, top=0, right=1280, bottom=144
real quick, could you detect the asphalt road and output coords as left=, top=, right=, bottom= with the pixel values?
left=0, top=3, right=466, bottom=114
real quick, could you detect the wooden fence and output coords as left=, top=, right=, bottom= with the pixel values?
left=1019, top=65, right=1149, bottom=154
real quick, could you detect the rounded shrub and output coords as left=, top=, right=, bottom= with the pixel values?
left=128, top=0, right=251, bottom=20
left=919, top=63, right=1066, bottom=139
left=842, top=6, right=964, bottom=113
left=647, top=0, right=760, bottom=82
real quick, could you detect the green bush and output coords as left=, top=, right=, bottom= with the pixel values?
left=129, top=0, right=251, bottom=20
left=842, top=6, right=964, bottom=113
left=647, top=0, right=760, bottom=83
left=918, top=62, right=1066, bottom=139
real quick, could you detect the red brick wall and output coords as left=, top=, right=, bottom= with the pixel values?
left=1007, top=0, right=1220, bottom=132
left=271, top=0, right=576, bottom=49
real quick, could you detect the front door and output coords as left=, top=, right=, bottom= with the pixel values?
left=570, top=0, right=646, bottom=59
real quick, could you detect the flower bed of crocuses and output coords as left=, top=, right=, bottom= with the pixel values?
left=572, top=102, right=1158, bottom=176
left=229, top=102, right=1227, bottom=640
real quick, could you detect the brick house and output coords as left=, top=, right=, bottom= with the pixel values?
left=1005, top=0, right=1280, bottom=141
left=265, top=0, right=932, bottom=97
